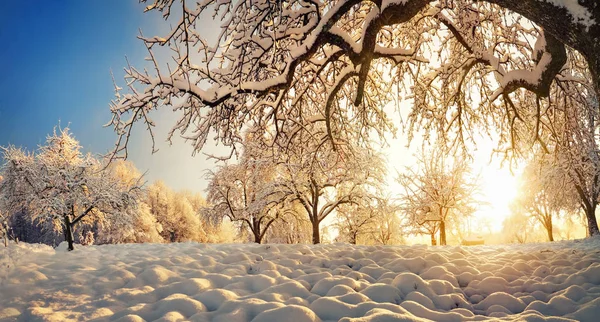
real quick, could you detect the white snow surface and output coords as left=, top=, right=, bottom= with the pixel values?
left=1, top=238, right=600, bottom=322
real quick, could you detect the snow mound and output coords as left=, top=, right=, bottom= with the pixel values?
left=1, top=237, right=599, bottom=321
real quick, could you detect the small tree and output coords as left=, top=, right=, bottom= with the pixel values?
left=334, top=202, right=379, bottom=245
left=146, top=180, right=208, bottom=243
left=0, top=127, right=141, bottom=251
left=514, top=154, right=577, bottom=242
left=205, top=134, right=286, bottom=244
left=502, top=212, right=536, bottom=244
left=275, top=141, right=386, bottom=244
left=398, top=147, right=480, bottom=245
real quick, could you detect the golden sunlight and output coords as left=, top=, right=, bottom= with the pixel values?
left=475, top=166, right=519, bottom=233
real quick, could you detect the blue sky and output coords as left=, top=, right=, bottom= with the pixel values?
left=0, top=1, right=217, bottom=192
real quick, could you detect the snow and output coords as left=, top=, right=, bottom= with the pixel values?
left=541, top=0, right=596, bottom=29
left=1, top=238, right=600, bottom=321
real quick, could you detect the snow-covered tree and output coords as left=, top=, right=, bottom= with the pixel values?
left=93, top=160, right=164, bottom=244
left=371, top=210, right=406, bottom=246
left=398, top=147, right=480, bottom=245
left=264, top=202, right=313, bottom=244
left=146, top=180, right=208, bottom=242
left=108, top=0, right=599, bottom=166
left=273, top=138, right=386, bottom=244
left=107, top=0, right=600, bottom=239
left=502, top=212, right=536, bottom=244
left=333, top=196, right=400, bottom=245
left=513, top=154, right=577, bottom=242
left=0, top=128, right=142, bottom=251
left=334, top=202, right=379, bottom=245
left=205, top=137, right=285, bottom=243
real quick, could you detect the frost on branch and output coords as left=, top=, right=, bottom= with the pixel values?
left=0, top=128, right=143, bottom=251
left=205, top=135, right=286, bottom=244
left=109, top=0, right=599, bottom=158
left=397, top=146, right=480, bottom=246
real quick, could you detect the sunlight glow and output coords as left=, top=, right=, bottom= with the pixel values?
left=475, top=166, right=519, bottom=233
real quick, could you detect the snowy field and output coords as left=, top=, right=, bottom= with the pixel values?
left=1, top=238, right=599, bottom=322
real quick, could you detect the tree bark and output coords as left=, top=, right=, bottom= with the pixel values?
left=350, top=232, right=357, bottom=245
left=439, top=212, right=447, bottom=245
left=430, top=233, right=437, bottom=246
left=64, top=215, right=75, bottom=251
left=585, top=207, right=600, bottom=237
left=546, top=215, right=554, bottom=242
left=312, top=219, right=320, bottom=244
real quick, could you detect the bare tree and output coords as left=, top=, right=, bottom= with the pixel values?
left=398, top=147, right=480, bottom=245
left=0, top=127, right=141, bottom=251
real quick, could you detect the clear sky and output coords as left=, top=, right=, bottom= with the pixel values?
left=0, top=1, right=220, bottom=192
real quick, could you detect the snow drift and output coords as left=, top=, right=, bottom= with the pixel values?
left=1, top=238, right=599, bottom=321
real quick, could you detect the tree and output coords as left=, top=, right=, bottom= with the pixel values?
left=398, top=147, right=480, bottom=245
left=368, top=199, right=406, bottom=245
left=509, top=50, right=600, bottom=237
left=205, top=137, right=285, bottom=243
left=334, top=196, right=402, bottom=245
left=93, top=160, right=164, bottom=245
left=334, top=202, right=379, bottom=245
left=502, top=212, right=536, bottom=244
left=109, top=0, right=598, bottom=157
left=107, top=0, right=600, bottom=238
left=0, top=127, right=141, bottom=251
left=514, top=154, right=577, bottom=241
left=273, top=138, right=386, bottom=244
left=146, top=180, right=208, bottom=242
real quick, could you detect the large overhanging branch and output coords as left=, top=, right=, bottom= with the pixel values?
left=110, top=0, right=599, bottom=158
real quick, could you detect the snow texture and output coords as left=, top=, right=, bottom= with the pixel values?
left=1, top=238, right=600, bottom=321
left=541, top=0, right=595, bottom=29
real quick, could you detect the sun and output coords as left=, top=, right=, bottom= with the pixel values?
left=475, top=165, right=519, bottom=233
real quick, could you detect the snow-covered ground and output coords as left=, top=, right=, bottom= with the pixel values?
left=1, top=238, right=599, bottom=322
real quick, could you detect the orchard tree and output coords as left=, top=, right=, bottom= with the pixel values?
left=94, top=160, right=164, bottom=244
left=502, top=212, right=536, bottom=244
left=549, top=55, right=600, bottom=237
left=0, top=128, right=141, bottom=251
left=334, top=201, right=379, bottom=245
left=334, top=196, right=400, bottom=245
left=146, top=180, right=208, bottom=242
left=264, top=202, right=313, bottom=244
left=205, top=139, right=285, bottom=243
left=368, top=198, right=405, bottom=245
left=273, top=136, right=386, bottom=244
left=398, top=147, right=480, bottom=245
left=514, top=154, right=577, bottom=242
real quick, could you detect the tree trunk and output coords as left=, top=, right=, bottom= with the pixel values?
left=585, top=207, right=600, bottom=236
left=254, top=234, right=262, bottom=243
left=64, top=215, right=75, bottom=251
left=350, top=232, right=357, bottom=245
left=546, top=215, right=554, bottom=242
left=312, top=219, right=320, bottom=244
left=439, top=220, right=446, bottom=246
left=430, top=233, right=437, bottom=246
